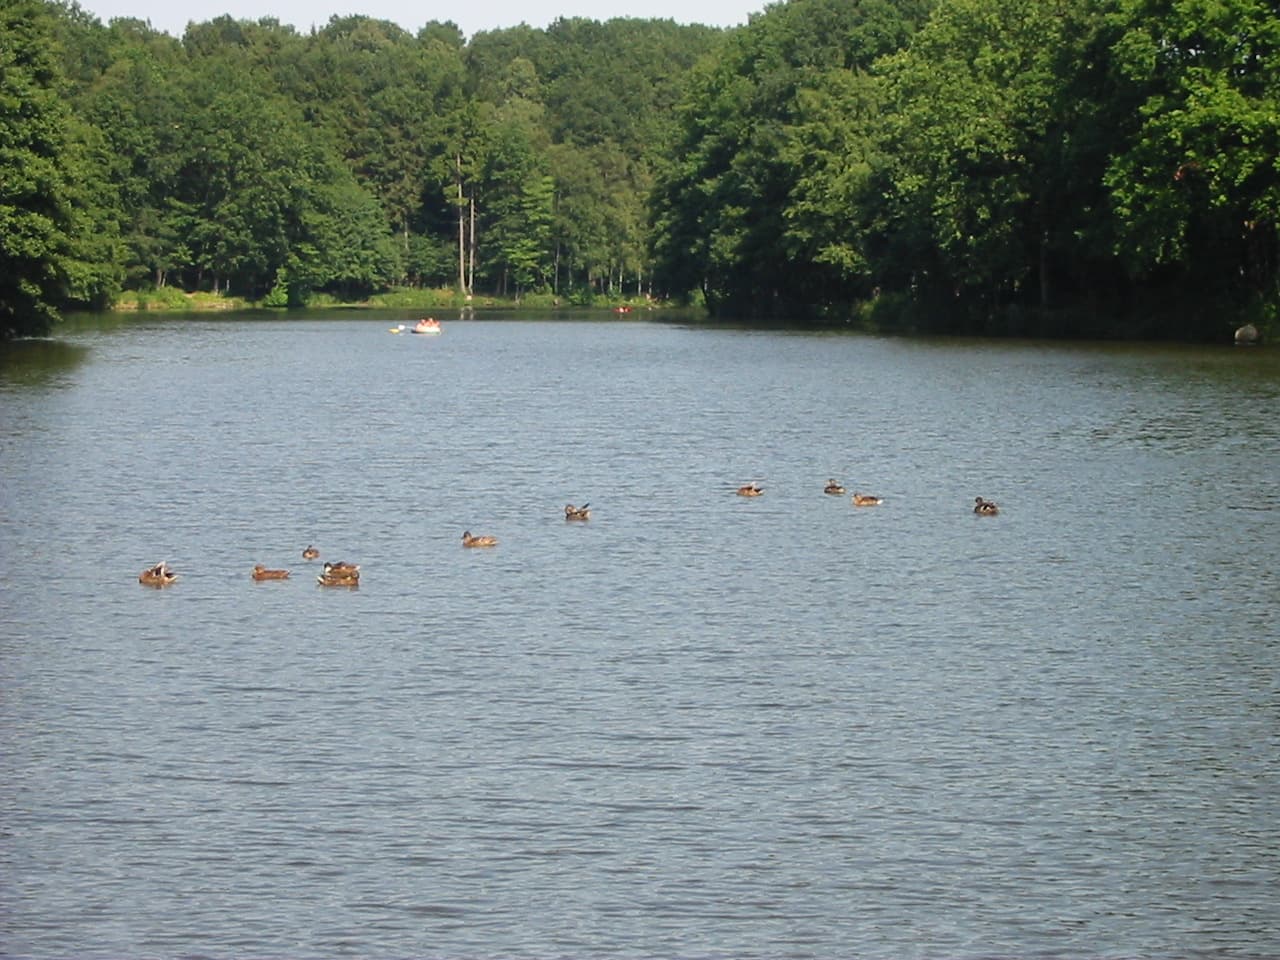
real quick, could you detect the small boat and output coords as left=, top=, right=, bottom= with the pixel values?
left=411, top=318, right=442, bottom=335
left=389, top=324, right=406, bottom=334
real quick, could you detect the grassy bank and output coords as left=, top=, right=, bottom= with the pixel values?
left=112, top=287, right=666, bottom=313
left=113, top=289, right=250, bottom=311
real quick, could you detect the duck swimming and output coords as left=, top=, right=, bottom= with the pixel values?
left=139, top=561, right=177, bottom=586
left=851, top=493, right=884, bottom=506
left=973, top=496, right=1000, bottom=516
left=736, top=483, right=764, bottom=497
left=824, top=480, right=846, bottom=495
left=321, top=561, right=360, bottom=576
left=252, top=564, right=290, bottom=580
left=302, top=545, right=320, bottom=560
left=317, top=561, right=360, bottom=586
left=462, top=531, right=498, bottom=547
left=564, top=503, right=591, bottom=521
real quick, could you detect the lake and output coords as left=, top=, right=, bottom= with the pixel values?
left=2, top=310, right=1278, bottom=958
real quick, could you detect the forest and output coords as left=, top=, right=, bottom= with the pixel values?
left=2, top=0, right=1277, bottom=341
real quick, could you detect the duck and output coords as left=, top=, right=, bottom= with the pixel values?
left=564, top=503, right=591, bottom=521
left=302, top=545, right=320, bottom=560
left=317, top=560, right=360, bottom=586
left=973, top=496, right=1000, bottom=516
left=321, top=561, right=360, bottom=577
left=317, top=573, right=359, bottom=587
left=462, top=531, right=498, bottom=547
left=736, top=483, right=764, bottom=497
left=139, top=561, right=177, bottom=586
left=251, top=564, right=290, bottom=581
left=824, top=479, right=846, bottom=495
left=852, top=493, right=884, bottom=507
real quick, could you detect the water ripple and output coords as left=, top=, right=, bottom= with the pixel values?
left=2, top=315, right=1279, bottom=959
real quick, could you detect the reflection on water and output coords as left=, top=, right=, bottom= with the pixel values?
left=0, top=338, right=91, bottom=386
left=1, top=312, right=1278, bottom=959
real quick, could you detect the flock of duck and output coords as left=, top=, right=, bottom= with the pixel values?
left=136, top=489, right=999, bottom=589
left=135, top=502, right=596, bottom=588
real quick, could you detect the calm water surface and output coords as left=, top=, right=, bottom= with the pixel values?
left=2, top=311, right=1278, bottom=958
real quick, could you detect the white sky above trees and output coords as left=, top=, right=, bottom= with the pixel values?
left=78, top=0, right=764, bottom=38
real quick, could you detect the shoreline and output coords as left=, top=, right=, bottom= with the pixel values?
left=109, top=288, right=667, bottom=314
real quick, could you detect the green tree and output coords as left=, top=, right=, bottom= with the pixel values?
left=312, top=18, right=464, bottom=259
left=777, top=67, right=883, bottom=308
left=34, top=8, right=755, bottom=312
left=0, top=0, right=77, bottom=337
left=650, top=0, right=932, bottom=316
left=68, top=17, right=188, bottom=288
left=476, top=67, right=554, bottom=294
left=475, top=17, right=721, bottom=297
left=1104, top=0, right=1280, bottom=325
left=879, top=0, right=1103, bottom=322
left=61, top=113, right=126, bottom=308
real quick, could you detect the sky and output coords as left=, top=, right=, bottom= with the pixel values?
left=77, top=0, right=766, bottom=39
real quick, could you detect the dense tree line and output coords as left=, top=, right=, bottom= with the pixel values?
left=2, top=0, right=720, bottom=336
left=2, top=0, right=1276, bottom=340
left=652, top=0, right=1279, bottom=338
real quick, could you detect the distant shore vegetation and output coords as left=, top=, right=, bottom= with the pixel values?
left=109, top=287, right=672, bottom=313
left=1, top=0, right=1275, bottom=342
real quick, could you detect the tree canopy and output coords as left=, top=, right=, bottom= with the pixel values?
left=2, top=3, right=723, bottom=338
left=651, top=0, right=1279, bottom=338
left=3, top=0, right=1276, bottom=341
left=1, top=0, right=82, bottom=337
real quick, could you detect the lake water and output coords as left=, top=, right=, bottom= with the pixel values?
left=2, top=310, right=1278, bottom=959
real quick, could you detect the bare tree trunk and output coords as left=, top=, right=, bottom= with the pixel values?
left=1039, top=229, right=1050, bottom=310
left=468, top=196, right=477, bottom=295
left=456, top=155, right=466, bottom=294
